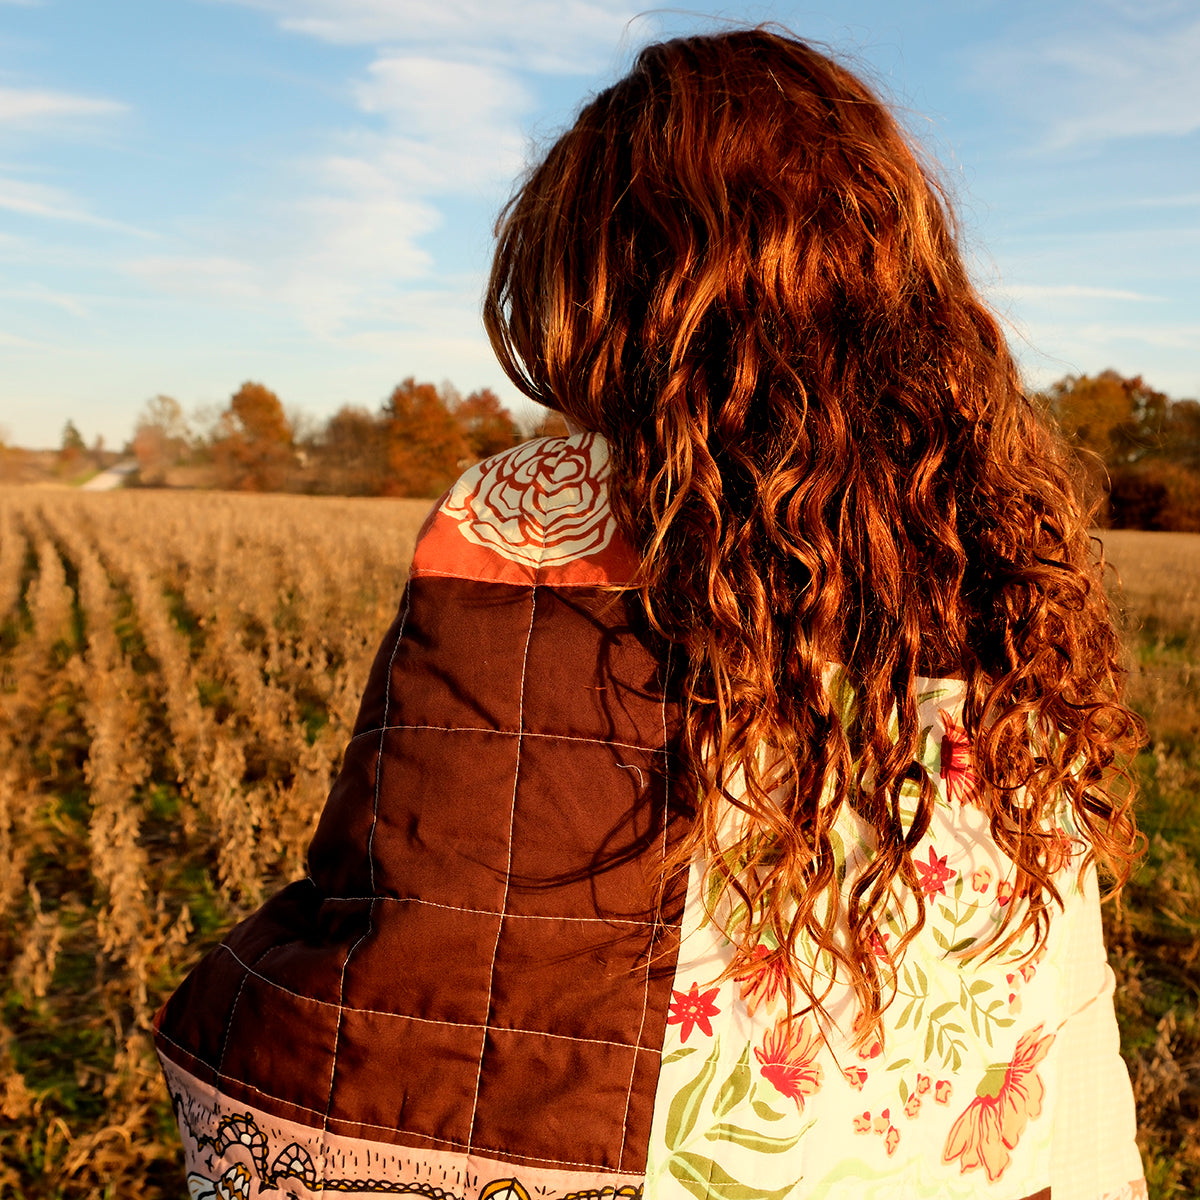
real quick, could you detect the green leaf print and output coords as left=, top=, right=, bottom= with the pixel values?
left=667, top=1151, right=801, bottom=1200
left=752, top=1097, right=787, bottom=1122
left=713, top=1045, right=752, bottom=1118
left=665, top=1038, right=722, bottom=1152
left=704, top=1122, right=811, bottom=1154
left=662, top=1045, right=699, bottom=1068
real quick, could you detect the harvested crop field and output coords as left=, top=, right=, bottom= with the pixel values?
left=1, top=488, right=1197, bottom=1198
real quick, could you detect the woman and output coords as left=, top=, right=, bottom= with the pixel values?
left=156, top=28, right=1145, bottom=1200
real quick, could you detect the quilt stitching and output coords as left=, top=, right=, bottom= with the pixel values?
left=214, top=939, right=285, bottom=1080
left=318, top=898, right=376, bottom=1185
left=319, top=893, right=661, bottom=928
left=212, top=941, right=659, bottom=1051
left=367, top=594, right=410, bottom=893
left=159, top=1030, right=637, bottom=1172
left=616, top=644, right=672, bottom=1173
left=343, top=722, right=670, bottom=757
left=315, top=594, right=407, bottom=1181
left=466, top=581, right=538, bottom=1155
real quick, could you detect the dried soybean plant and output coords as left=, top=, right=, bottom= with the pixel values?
left=0, top=486, right=425, bottom=1198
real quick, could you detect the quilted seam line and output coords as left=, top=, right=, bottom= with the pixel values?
left=208, top=941, right=663, bottom=1050
left=317, top=896, right=377, bottom=1188
left=157, top=1029, right=638, bottom=1171
left=616, top=643, right=673, bottom=1174
left=313, top=587, right=407, bottom=1185
left=319, top=893, right=663, bottom=928
left=465, top=579, right=538, bottom=1156
left=213, top=938, right=287, bottom=1081
left=367, top=589, right=411, bottom=894
left=341, top=722, right=671, bottom=756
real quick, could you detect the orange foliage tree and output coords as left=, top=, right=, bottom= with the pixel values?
left=317, top=405, right=390, bottom=496
left=213, top=382, right=294, bottom=492
left=453, top=388, right=521, bottom=460
left=382, top=379, right=469, bottom=498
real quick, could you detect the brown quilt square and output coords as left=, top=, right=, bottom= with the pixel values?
left=307, top=736, right=381, bottom=895
left=470, top=1026, right=637, bottom=1169
left=522, top=590, right=668, bottom=747
left=155, top=940, right=251, bottom=1081
left=488, top=913, right=654, bottom=1046
left=384, top=577, right=534, bottom=735
left=246, top=893, right=373, bottom=1007
left=327, top=1007, right=485, bottom=1148
left=506, top=737, right=665, bottom=922
left=218, top=971, right=341, bottom=1118
left=369, top=726, right=520, bottom=909
left=342, top=898, right=501, bottom=1024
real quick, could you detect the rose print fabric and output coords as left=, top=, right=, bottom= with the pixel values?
left=156, top=433, right=1144, bottom=1200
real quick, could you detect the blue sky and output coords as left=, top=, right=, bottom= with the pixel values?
left=1, top=0, right=1197, bottom=449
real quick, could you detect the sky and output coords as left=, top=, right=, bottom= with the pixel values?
left=1, top=0, right=1197, bottom=450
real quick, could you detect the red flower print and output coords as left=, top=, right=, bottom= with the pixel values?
left=755, top=1015, right=825, bottom=1109
left=971, top=866, right=993, bottom=893
left=996, top=880, right=1014, bottom=906
left=852, top=1011, right=883, bottom=1060
left=446, top=433, right=616, bottom=568
left=844, top=1066, right=868, bottom=1091
left=735, top=944, right=787, bottom=1017
left=916, top=1074, right=931, bottom=1095
left=870, top=931, right=891, bottom=960
left=943, top=1026, right=1056, bottom=1182
left=934, top=1079, right=952, bottom=1104
left=904, top=1093, right=921, bottom=1119
left=915, top=846, right=955, bottom=897
left=667, top=982, right=720, bottom=1043
left=872, top=1109, right=891, bottom=1134
left=885, top=1125, right=900, bottom=1156
left=938, top=709, right=978, bottom=804
left=852, top=1112, right=872, bottom=1134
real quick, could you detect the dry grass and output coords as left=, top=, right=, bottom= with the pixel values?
left=0, top=491, right=1195, bottom=1198
left=1099, top=531, right=1200, bottom=1199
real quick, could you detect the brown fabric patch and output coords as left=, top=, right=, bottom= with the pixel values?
left=157, top=570, right=686, bottom=1174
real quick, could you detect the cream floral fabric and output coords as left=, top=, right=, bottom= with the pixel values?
left=645, top=678, right=1145, bottom=1200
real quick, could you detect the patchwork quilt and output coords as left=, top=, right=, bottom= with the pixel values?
left=156, top=432, right=1146, bottom=1200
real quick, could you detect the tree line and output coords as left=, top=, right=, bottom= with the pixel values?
left=1039, top=370, right=1200, bottom=532
left=127, top=379, right=567, bottom=498
left=14, top=369, right=1200, bottom=529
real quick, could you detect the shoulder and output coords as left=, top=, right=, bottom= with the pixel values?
left=409, top=432, right=640, bottom=587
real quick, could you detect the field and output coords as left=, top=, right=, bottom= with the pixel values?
left=0, top=489, right=1197, bottom=1199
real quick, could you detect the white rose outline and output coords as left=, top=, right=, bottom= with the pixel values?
left=445, top=433, right=617, bottom=568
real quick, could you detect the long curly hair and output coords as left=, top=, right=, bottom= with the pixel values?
left=483, top=28, right=1144, bottom=1037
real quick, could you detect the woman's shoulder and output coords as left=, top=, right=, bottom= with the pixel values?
left=408, top=432, right=640, bottom=587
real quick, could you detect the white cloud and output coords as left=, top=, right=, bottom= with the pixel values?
left=0, top=175, right=146, bottom=233
left=0, top=85, right=126, bottom=125
left=125, top=255, right=265, bottom=303
left=219, top=0, right=639, bottom=73
left=970, top=8, right=1200, bottom=149
left=994, top=284, right=1163, bottom=304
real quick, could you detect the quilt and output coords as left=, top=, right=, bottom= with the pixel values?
left=155, top=432, right=1145, bottom=1200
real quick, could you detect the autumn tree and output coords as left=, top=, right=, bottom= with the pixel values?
left=382, top=378, right=469, bottom=497
left=1163, top=398, right=1200, bottom=471
left=454, top=388, right=520, bottom=460
left=212, top=382, right=294, bottom=491
left=1044, top=370, right=1168, bottom=466
left=132, top=394, right=190, bottom=485
left=316, top=405, right=390, bottom=495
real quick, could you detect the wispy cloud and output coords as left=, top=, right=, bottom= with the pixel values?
left=219, top=0, right=639, bottom=73
left=995, top=284, right=1163, bottom=304
left=969, top=5, right=1200, bottom=149
left=0, top=85, right=127, bottom=125
left=0, top=175, right=147, bottom=233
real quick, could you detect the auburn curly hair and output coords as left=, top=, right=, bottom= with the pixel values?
left=483, top=28, right=1144, bottom=1039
